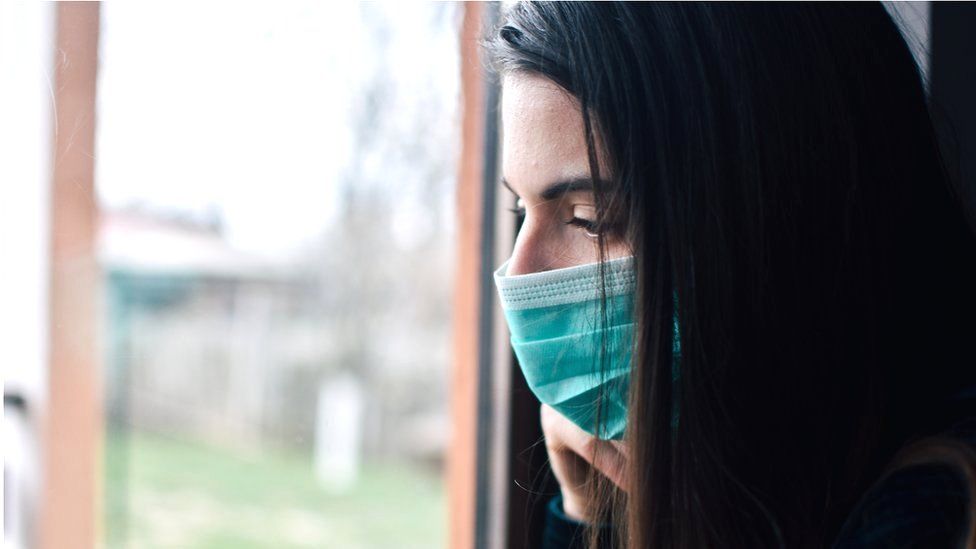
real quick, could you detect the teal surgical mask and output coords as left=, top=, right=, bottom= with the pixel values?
left=493, top=256, right=636, bottom=440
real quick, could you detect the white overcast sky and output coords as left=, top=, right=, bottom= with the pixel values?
left=96, top=1, right=459, bottom=257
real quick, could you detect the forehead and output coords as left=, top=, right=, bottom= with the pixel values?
left=501, top=73, right=592, bottom=193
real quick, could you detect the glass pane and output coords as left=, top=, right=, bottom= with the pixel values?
left=96, top=3, right=459, bottom=547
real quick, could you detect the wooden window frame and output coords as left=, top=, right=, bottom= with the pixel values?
left=40, top=3, right=102, bottom=549
left=451, top=3, right=556, bottom=549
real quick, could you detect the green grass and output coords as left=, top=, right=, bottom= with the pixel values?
left=103, top=431, right=446, bottom=549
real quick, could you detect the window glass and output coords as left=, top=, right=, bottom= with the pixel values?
left=96, top=3, right=459, bottom=547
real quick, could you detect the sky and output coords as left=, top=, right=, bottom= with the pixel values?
left=96, top=1, right=460, bottom=258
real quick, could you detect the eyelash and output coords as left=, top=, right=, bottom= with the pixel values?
left=565, top=217, right=600, bottom=237
left=507, top=206, right=601, bottom=237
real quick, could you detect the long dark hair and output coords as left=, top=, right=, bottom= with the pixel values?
left=486, top=3, right=976, bottom=548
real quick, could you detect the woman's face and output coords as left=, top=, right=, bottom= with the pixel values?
left=501, top=73, right=630, bottom=276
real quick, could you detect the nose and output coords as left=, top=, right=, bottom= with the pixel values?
left=506, top=239, right=537, bottom=277
left=506, top=219, right=565, bottom=276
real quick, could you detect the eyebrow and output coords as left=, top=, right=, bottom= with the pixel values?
left=501, top=176, right=610, bottom=201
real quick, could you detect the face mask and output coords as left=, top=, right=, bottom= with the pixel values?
left=493, top=256, right=636, bottom=440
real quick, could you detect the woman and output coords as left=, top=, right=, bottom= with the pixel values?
left=486, top=3, right=976, bottom=548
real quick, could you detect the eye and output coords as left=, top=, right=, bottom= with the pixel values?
left=564, top=217, right=600, bottom=238
left=564, top=204, right=600, bottom=238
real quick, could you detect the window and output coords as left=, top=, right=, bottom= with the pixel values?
left=95, top=4, right=460, bottom=547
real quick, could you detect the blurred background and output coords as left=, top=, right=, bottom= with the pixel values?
left=2, top=2, right=471, bottom=548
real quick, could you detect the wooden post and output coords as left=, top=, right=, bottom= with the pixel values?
left=449, top=3, right=488, bottom=549
left=40, top=3, right=102, bottom=548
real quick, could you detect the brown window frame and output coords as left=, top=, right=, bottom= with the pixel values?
left=451, top=4, right=556, bottom=548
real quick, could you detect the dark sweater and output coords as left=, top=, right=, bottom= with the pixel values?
left=543, top=433, right=974, bottom=548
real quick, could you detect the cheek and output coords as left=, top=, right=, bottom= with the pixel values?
left=559, top=229, right=603, bottom=264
